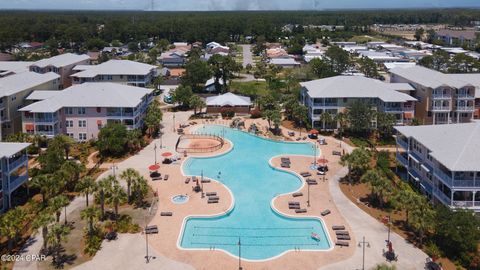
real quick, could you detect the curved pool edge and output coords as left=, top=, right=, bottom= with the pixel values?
left=175, top=126, right=333, bottom=262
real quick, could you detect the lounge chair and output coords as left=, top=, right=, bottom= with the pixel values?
left=289, top=205, right=300, bottom=209
left=292, top=192, right=303, bottom=197
left=206, top=192, right=217, bottom=196
left=335, top=241, right=349, bottom=247
left=335, top=231, right=349, bottom=236
left=281, top=164, right=290, bottom=168
left=208, top=200, right=219, bottom=204
left=185, top=178, right=191, bottom=184
left=209, top=196, right=219, bottom=200
left=163, top=174, right=169, bottom=181
left=201, top=179, right=211, bottom=183
left=160, top=212, right=173, bottom=216
left=332, top=225, right=345, bottom=230
left=288, top=201, right=300, bottom=205
left=151, top=176, right=162, bottom=181
left=300, top=172, right=311, bottom=177
left=321, top=209, right=331, bottom=216
left=308, top=181, right=318, bottom=185
left=337, top=235, right=351, bottom=240
left=295, top=209, right=307, bottom=213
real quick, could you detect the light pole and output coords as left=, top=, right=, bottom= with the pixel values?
left=201, top=170, right=204, bottom=198
left=307, top=182, right=311, bottom=207
left=312, top=142, right=317, bottom=168
left=144, top=214, right=149, bottom=263
left=386, top=215, right=391, bottom=245
left=173, top=113, right=176, bottom=132
left=358, top=236, right=370, bottom=270
left=154, top=143, right=157, bottom=164
left=110, top=163, right=118, bottom=178
left=238, top=237, right=242, bottom=270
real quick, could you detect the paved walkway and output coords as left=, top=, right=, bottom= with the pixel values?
left=240, top=44, right=254, bottom=67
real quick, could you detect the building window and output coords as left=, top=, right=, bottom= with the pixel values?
left=78, top=120, right=87, bottom=127
left=65, top=120, right=73, bottom=127
left=78, top=107, right=86, bottom=115
left=67, top=133, right=74, bottom=138
left=107, top=75, right=113, bottom=80
left=78, top=133, right=87, bottom=141
left=65, top=108, right=73, bottom=115
left=96, top=107, right=102, bottom=113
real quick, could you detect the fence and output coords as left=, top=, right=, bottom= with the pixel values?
left=176, top=133, right=225, bottom=153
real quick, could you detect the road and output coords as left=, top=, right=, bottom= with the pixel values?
left=240, top=44, right=254, bottom=68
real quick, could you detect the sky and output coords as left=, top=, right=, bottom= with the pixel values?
left=0, top=0, right=480, bottom=11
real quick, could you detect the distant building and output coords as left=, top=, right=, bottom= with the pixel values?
left=30, top=53, right=90, bottom=89
left=158, top=51, right=187, bottom=67
left=206, top=93, right=251, bottom=115
left=71, top=60, right=158, bottom=87
left=0, top=142, right=30, bottom=212
left=395, top=122, right=480, bottom=212
left=204, top=77, right=226, bottom=92
left=0, top=61, right=33, bottom=77
left=269, top=58, right=301, bottom=68
left=0, top=72, right=60, bottom=140
left=435, top=29, right=479, bottom=47
left=390, top=66, right=479, bottom=125
left=300, top=76, right=416, bottom=130
left=20, top=83, right=153, bottom=141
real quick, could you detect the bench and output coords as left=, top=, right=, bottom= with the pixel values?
left=321, top=209, right=331, bottom=216
left=295, top=209, right=307, bottom=213
left=160, top=212, right=173, bottom=216
left=145, top=225, right=159, bottom=234
left=332, top=225, right=345, bottom=230
left=336, top=241, right=349, bottom=247
left=300, top=172, right=312, bottom=177
left=292, top=192, right=303, bottom=197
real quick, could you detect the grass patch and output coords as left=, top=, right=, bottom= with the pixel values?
left=230, top=80, right=269, bottom=98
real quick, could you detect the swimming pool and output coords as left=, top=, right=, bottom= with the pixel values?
left=179, top=125, right=331, bottom=260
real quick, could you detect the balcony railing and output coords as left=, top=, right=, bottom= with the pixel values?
left=455, top=93, right=475, bottom=99
left=434, top=169, right=453, bottom=186
left=36, top=130, right=56, bottom=137
left=396, top=152, right=408, bottom=167
left=312, top=103, right=338, bottom=107
left=432, top=93, right=452, bottom=99
left=7, top=155, right=27, bottom=172
left=456, top=106, right=475, bottom=112
left=34, top=117, right=58, bottom=123
left=433, top=189, right=451, bottom=205
left=431, top=106, right=451, bottom=111
left=9, top=174, right=28, bottom=191
left=452, top=201, right=480, bottom=209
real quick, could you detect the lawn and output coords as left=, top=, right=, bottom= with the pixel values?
left=230, top=80, right=269, bottom=99
left=348, top=35, right=386, bottom=43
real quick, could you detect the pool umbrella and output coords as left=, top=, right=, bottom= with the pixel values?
left=162, top=152, right=173, bottom=158
left=148, top=164, right=160, bottom=171
left=309, top=129, right=319, bottom=135
left=317, top=158, right=329, bottom=165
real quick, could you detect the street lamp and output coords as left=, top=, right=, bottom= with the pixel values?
left=110, top=163, right=119, bottom=178
left=312, top=142, right=317, bottom=168
left=144, top=214, right=149, bottom=263
left=173, top=113, right=176, bottom=132
left=201, top=170, right=204, bottom=198
left=358, top=236, right=370, bottom=270
left=238, top=237, right=242, bottom=270
left=154, top=143, right=157, bottom=164
left=307, top=182, right=311, bottom=207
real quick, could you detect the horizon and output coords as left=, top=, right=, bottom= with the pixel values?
left=1, top=0, right=480, bottom=11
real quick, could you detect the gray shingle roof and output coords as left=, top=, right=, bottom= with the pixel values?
left=395, top=122, right=480, bottom=171
left=0, top=142, right=31, bottom=158
left=20, top=82, right=153, bottom=113
left=300, top=76, right=417, bottom=102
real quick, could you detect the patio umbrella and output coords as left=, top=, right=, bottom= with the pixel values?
left=309, top=129, right=319, bottom=135
left=162, top=152, right=173, bottom=158
left=317, top=158, right=329, bottom=165
left=148, top=164, right=160, bottom=171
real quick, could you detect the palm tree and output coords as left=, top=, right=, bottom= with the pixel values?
left=30, top=174, right=56, bottom=206
left=394, top=186, right=418, bottom=225
left=120, top=168, right=140, bottom=203
left=339, top=147, right=372, bottom=183
left=106, top=183, right=127, bottom=220
left=76, top=176, right=97, bottom=207
left=51, top=134, right=76, bottom=160
left=0, top=208, right=26, bottom=251
left=189, top=95, right=206, bottom=115
left=97, top=176, right=115, bottom=221
left=80, top=207, right=101, bottom=236
left=319, top=112, right=333, bottom=131
left=361, top=169, right=390, bottom=208
left=48, top=195, right=70, bottom=224
left=131, top=176, right=149, bottom=206
left=410, top=197, right=435, bottom=246
left=32, top=211, right=55, bottom=251
left=47, top=224, right=70, bottom=264
left=334, top=112, right=349, bottom=134
left=60, top=160, right=86, bottom=191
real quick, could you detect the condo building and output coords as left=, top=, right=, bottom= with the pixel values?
left=0, top=142, right=30, bottom=212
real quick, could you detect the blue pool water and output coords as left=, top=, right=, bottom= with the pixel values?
left=180, top=126, right=331, bottom=260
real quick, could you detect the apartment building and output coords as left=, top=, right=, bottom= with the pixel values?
left=30, top=53, right=90, bottom=89
left=0, top=72, right=60, bottom=140
left=395, top=122, right=480, bottom=212
left=0, top=142, right=30, bottom=212
left=71, top=60, right=158, bottom=87
left=300, top=76, right=416, bottom=130
left=0, top=61, right=32, bottom=77
left=19, top=83, right=153, bottom=141
left=390, top=66, right=479, bottom=125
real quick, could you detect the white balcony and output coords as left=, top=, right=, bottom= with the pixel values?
left=455, top=93, right=475, bottom=100
left=456, top=106, right=475, bottom=112
left=431, top=106, right=451, bottom=112
left=396, top=152, right=408, bottom=167
left=432, top=93, right=451, bottom=99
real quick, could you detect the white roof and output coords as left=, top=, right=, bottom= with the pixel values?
left=20, top=83, right=152, bottom=113
left=206, top=92, right=251, bottom=106
left=384, top=62, right=417, bottom=70
left=25, top=90, right=62, bottom=100
left=0, top=61, right=33, bottom=74
left=0, top=142, right=31, bottom=158
left=390, top=66, right=480, bottom=89
left=0, top=72, right=59, bottom=98
left=71, top=60, right=156, bottom=78
left=31, top=53, right=90, bottom=68
left=205, top=77, right=225, bottom=87
left=300, top=76, right=417, bottom=103
left=395, top=122, right=480, bottom=171
left=269, top=58, right=300, bottom=66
